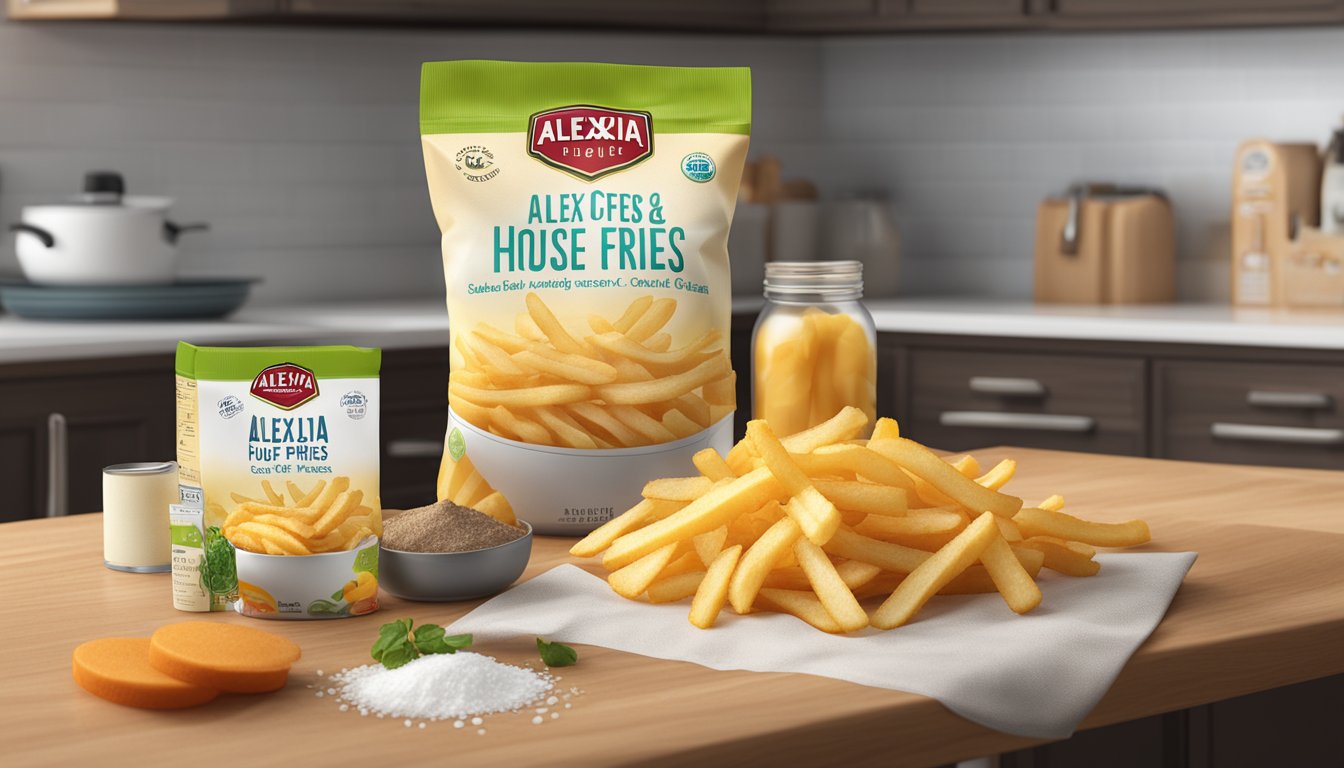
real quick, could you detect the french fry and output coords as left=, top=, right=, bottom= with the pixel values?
left=569, top=498, right=683, bottom=558
left=835, top=559, right=883, bottom=590
left=871, top=512, right=1000, bottom=629
left=702, top=370, right=736, bottom=406
left=490, top=406, right=552, bottom=444
left=1014, top=507, right=1150, bottom=548
left=811, top=479, right=906, bottom=517
left=756, top=588, right=842, bottom=633
left=661, top=408, right=702, bottom=439
left=688, top=545, right=742, bottom=629
left=530, top=406, right=599, bottom=449
left=234, top=521, right=312, bottom=556
left=728, top=515, right=803, bottom=613
left=260, top=480, right=284, bottom=506
left=603, top=467, right=782, bottom=570
left=613, top=295, right=654, bottom=333
left=1020, top=536, right=1101, bottom=577
left=869, top=417, right=900, bottom=442
left=248, top=513, right=317, bottom=541
left=525, top=291, right=587, bottom=355
left=473, top=492, right=517, bottom=527
left=647, top=571, right=706, bottom=603
left=980, top=534, right=1043, bottom=614
left=512, top=345, right=618, bottom=385
left=450, top=380, right=591, bottom=409
left=564, top=401, right=642, bottom=447
left=692, top=448, right=736, bottom=481
left=748, top=420, right=840, bottom=546
left=692, top=525, right=728, bottom=567
left=794, top=444, right=916, bottom=492
left=1038, top=494, right=1066, bottom=512
left=794, top=537, right=868, bottom=632
left=869, top=438, right=1022, bottom=518
left=610, top=404, right=678, bottom=444
left=624, top=297, right=677, bottom=343
left=608, top=542, right=678, bottom=599
left=312, top=490, right=363, bottom=537
left=643, top=476, right=718, bottom=502
left=823, top=528, right=931, bottom=574
left=976, top=459, right=1017, bottom=491
left=596, top=356, right=730, bottom=406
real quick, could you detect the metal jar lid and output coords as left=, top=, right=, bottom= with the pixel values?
left=103, top=461, right=177, bottom=476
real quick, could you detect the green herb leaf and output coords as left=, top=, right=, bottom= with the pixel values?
left=536, top=637, right=578, bottom=668
left=413, top=624, right=473, bottom=655
left=371, top=618, right=415, bottom=668
left=379, top=643, right=420, bottom=670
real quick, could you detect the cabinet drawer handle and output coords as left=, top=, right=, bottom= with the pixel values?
left=385, top=439, right=443, bottom=458
left=47, top=413, right=68, bottom=518
left=939, top=411, right=1095, bottom=433
left=969, top=377, right=1047, bottom=397
left=1210, top=422, right=1344, bottom=446
left=1246, top=391, right=1333, bottom=410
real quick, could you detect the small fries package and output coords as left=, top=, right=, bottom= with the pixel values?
left=421, top=60, right=751, bottom=534
left=175, top=343, right=382, bottom=620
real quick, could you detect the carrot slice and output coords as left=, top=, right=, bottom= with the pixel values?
left=73, top=637, right=218, bottom=709
left=149, top=622, right=301, bottom=694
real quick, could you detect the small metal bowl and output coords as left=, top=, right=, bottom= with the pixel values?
left=378, top=521, right=533, bottom=602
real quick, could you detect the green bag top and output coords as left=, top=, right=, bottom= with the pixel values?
left=176, top=342, right=381, bottom=381
left=420, top=60, right=751, bottom=136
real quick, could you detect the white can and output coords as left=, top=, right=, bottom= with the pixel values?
left=102, top=461, right=178, bottom=573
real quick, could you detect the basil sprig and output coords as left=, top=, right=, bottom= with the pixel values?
left=371, top=618, right=472, bottom=669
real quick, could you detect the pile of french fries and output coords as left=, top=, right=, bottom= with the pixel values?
left=222, top=477, right=383, bottom=555
left=571, top=407, right=1151, bottom=632
left=449, top=292, right=735, bottom=449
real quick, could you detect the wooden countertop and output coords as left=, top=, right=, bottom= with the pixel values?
left=5, top=448, right=1343, bottom=767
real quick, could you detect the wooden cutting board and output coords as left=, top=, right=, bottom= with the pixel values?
left=4, top=448, right=1342, bottom=768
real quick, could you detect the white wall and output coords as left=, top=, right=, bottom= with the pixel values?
left=4, top=21, right=1342, bottom=304
left=0, top=21, right=822, bottom=304
left=819, top=28, right=1344, bottom=300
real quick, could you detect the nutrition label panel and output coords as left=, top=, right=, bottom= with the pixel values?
left=174, top=374, right=201, bottom=487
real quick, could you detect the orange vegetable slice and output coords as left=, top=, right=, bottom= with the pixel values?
left=73, top=637, right=218, bottom=709
left=149, top=622, right=301, bottom=694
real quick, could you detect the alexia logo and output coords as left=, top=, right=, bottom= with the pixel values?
left=528, top=105, right=653, bottom=181
left=250, top=363, right=318, bottom=410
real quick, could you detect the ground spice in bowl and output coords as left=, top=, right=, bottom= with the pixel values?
left=381, top=501, right=527, bottom=554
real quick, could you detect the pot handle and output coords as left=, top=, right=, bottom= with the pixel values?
left=10, top=223, right=56, bottom=248
left=163, top=221, right=210, bottom=244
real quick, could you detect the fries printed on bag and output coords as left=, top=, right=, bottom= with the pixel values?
left=421, top=60, right=750, bottom=533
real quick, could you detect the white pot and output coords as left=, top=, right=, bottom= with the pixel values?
left=10, top=174, right=207, bottom=285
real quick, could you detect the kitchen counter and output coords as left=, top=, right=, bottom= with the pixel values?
left=2, top=298, right=1341, bottom=365
left=5, top=448, right=1342, bottom=767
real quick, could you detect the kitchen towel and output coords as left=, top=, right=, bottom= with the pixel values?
left=447, top=552, right=1197, bottom=739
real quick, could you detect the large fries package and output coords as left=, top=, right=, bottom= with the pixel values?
left=175, top=343, right=382, bottom=620
left=421, top=60, right=750, bottom=534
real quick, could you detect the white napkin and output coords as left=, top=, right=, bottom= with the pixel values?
left=448, top=552, right=1196, bottom=739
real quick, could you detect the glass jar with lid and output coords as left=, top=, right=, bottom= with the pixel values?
left=752, top=260, right=876, bottom=437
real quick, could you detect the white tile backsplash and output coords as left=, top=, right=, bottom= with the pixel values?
left=0, top=21, right=822, bottom=304
left=821, top=28, right=1344, bottom=300
left=2, top=20, right=1341, bottom=304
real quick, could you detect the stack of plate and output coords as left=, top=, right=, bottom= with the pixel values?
left=0, top=278, right=259, bottom=320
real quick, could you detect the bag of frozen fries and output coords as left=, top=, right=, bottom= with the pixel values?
left=420, top=60, right=751, bottom=533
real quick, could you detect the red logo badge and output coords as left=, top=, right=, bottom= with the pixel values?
left=528, top=105, right=653, bottom=181
left=250, top=363, right=318, bottom=410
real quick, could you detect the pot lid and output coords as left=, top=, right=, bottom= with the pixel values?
left=39, top=171, right=170, bottom=208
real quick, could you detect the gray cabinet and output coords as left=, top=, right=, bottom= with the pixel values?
left=9, top=0, right=1344, bottom=31
left=1155, top=359, right=1344, bottom=470
left=905, top=348, right=1147, bottom=456
left=0, top=348, right=452, bottom=521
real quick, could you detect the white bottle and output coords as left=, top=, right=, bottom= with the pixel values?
left=1322, top=127, right=1344, bottom=235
